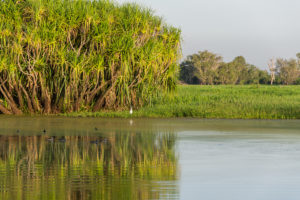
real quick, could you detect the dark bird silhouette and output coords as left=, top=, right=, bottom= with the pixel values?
left=94, top=127, right=98, bottom=131
left=16, top=129, right=20, bottom=133
left=58, top=137, right=66, bottom=142
left=43, top=129, right=46, bottom=134
left=90, top=140, right=99, bottom=144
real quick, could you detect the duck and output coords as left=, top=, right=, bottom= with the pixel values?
left=58, top=137, right=66, bottom=142
left=90, top=140, right=99, bottom=144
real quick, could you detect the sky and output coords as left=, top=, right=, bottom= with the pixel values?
left=116, top=0, right=300, bottom=70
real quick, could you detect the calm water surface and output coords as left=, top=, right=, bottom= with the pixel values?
left=0, top=117, right=300, bottom=200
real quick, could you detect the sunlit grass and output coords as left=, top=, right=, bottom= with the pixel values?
left=66, top=85, right=300, bottom=119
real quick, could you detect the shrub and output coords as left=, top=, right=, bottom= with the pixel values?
left=0, top=0, right=181, bottom=114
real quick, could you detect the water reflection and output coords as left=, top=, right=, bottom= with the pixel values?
left=0, top=132, right=178, bottom=200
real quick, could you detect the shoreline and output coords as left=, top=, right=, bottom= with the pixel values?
left=1, top=85, right=300, bottom=120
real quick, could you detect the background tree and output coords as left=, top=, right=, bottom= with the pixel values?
left=246, top=65, right=261, bottom=84
left=268, top=59, right=276, bottom=85
left=180, top=51, right=269, bottom=85
left=180, top=51, right=300, bottom=85
left=257, top=70, right=270, bottom=84
left=179, top=51, right=222, bottom=84
left=230, top=56, right=248, bottom=84
left=276, top=58, right=300, bottom=85
left=179, top=59, right=197, bottom=84
left=217, top=62, right=239, bottom=84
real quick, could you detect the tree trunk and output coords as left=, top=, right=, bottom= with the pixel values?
left=0, top=103, right=12, bottom=114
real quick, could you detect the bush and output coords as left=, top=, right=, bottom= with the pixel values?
left=0, top=0, right=181, bottom=114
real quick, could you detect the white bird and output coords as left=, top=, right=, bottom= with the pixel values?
left=129, top=107, right=133, bottom=115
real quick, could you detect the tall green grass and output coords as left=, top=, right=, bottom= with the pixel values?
left=67, top=85, right=300, bottom=119
left=0, top=0, right=181, bottom=114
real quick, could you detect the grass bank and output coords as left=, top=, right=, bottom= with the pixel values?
left=64, top=85, right=300, bottom=119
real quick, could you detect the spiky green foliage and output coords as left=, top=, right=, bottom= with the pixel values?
left=0, top=0, right=181, bottom=114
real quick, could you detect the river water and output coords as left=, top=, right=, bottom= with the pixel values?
left=0, top=117, right=299, bottom=200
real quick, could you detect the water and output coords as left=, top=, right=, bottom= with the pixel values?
left=0, top=117, right=300, bottom=200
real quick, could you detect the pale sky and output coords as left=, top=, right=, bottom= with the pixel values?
left=116, top=0, right=300, bottom=69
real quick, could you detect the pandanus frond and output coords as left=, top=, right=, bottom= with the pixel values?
left=0, top=0, right=181, bottom=114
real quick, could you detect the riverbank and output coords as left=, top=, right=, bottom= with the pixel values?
left=64, top=85, right=300, bottom=119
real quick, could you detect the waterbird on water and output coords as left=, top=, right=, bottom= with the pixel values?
left=58, top=137, right=66, bottom=142
left=90, top=140, right=99, bottom=144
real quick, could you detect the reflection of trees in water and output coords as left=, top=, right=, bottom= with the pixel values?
left=0, top=132, right=178, bottom=200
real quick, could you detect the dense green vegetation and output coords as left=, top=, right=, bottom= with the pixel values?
left=66, top=85, right=300, bottom=119
left=180, top=51, right=300, bottom=85
left=275, top=56, right=300, bottom=85
left=1, top=0, right=299, bottom=119
left=0, top=0, right=181, bottom=115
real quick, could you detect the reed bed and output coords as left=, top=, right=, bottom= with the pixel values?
left=0, top=0, right=181, bottom=114
left=68, top=85, right=300, bottom=119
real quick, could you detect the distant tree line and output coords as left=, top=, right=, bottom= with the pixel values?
left=180, top=50, right=300, bottom=85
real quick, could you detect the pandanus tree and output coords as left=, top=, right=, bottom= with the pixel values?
left=0, top=0, right=181, bottom=114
